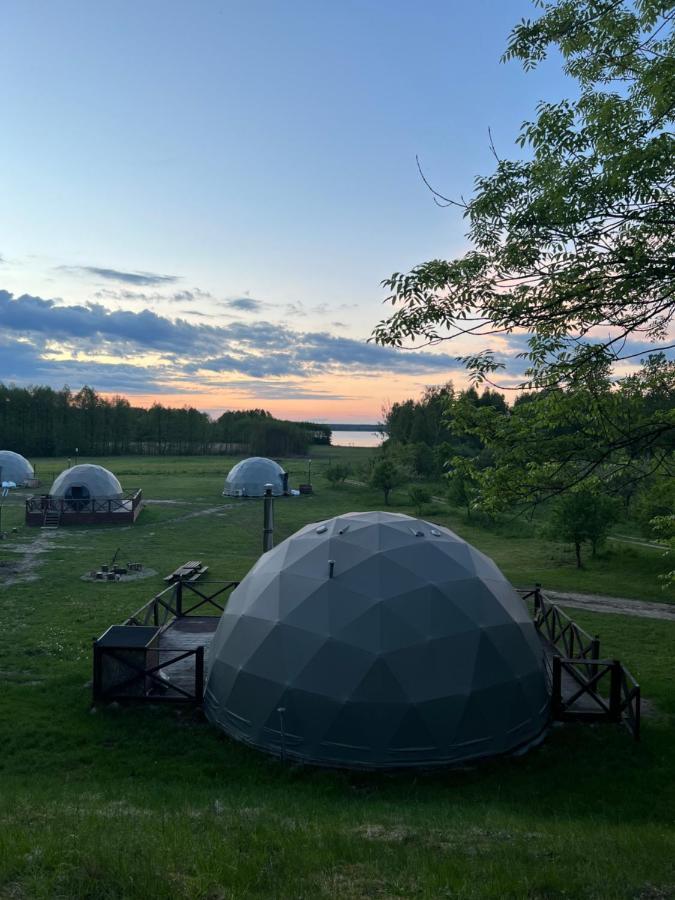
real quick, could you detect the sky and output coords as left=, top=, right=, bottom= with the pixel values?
left=1, top=0, right=577, bottom=422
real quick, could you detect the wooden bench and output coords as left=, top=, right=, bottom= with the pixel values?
left=164, top=560, right=209, bottom=584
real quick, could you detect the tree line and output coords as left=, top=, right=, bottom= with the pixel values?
left=0, top=384, right=331, bottom=458
left=379, top=355, right=674, bottom=569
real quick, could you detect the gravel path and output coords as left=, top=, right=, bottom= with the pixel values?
left=546, top=589, right=675, bottom=622
left=608, top=534, right=668, bottom=551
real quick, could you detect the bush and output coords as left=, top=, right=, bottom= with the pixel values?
left=635, top=477, right=675, bottom=538
left=446, top=472, right=478, bottom=519
left=325, top=463, right=351, bottom=486
left=369, top=459, right=404, bottom=506
left=408, top=486, right=431, bottom=516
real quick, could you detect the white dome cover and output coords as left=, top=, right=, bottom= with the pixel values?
left=223, top=456, right=286, bottom=497
left=50, top=464, right=123, bottom=499
left=205, top=511, right=549, bottom=769
left=0, top=451, right=34, bottom=484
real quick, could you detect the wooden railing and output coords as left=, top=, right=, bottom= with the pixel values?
left=94, top=576, right=239, bottom=704
left=93, top=644, right=205, bottom=703
left=551, top=656, right=641, bottom=740
left=123, top=579, right=239, bottom=628
left=26, top=489, right=143, bottom=518
left=520, top=586, right=600, bottom=662
left=518, top=586, right=641, bottom=740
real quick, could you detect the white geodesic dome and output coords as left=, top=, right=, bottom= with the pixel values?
left=50, top=464, right=123, bottom=500
left=223, top=457, right=287, bottom=497
left=204, top=511, right=550, bottom=770
left=0, top=451, right=34, bottom=484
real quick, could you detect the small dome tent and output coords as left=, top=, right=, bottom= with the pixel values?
left=0, top=451, right=34, bottom=485
left=223, top=457, right=288, bottom=497
left=50, top=464, right=123, bottom=504
left=204, top=511, right=549, bottom=769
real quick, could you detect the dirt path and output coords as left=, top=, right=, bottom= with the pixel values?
left=546, top=589, right=675, bottom=622
left=0, top=530, right=82, bottom=588
left=124, top=503, right=243, bottom=531
left=608, top=534, right=667, bottom=551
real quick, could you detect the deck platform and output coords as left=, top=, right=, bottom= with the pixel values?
left=538, top=633, right=601, bottom=716
left=143, top=615, right=613, bottom=715
left=93, top=579, right=639, bottom=739
left=154, top=615, right=220, bottom=699
left=26, top=489, right=143, bottom=527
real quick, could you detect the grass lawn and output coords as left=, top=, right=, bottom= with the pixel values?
left=0, top=452, right=673, bottom=899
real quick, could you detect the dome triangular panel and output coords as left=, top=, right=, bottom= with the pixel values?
left=205, top=511, right=549, bottom=768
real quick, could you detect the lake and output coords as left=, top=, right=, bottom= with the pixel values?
left=331, top=430, right=383, bottom=448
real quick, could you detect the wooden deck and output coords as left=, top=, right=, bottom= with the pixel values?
left=149, top=615, right=607, bottom=715
left=538, top=633, right=601, bottom=716
left=94, top=581, right=639, bottom=738
left=26, top=489, right=143, bottom=527
left=152, top=615, right=220, bottom=699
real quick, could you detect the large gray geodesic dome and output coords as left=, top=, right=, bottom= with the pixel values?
left=50, top=464, right=123, bottom=499
left=0, top=450, right=34, bottom=484
left=223, top=457, right=287, bottom=497
left=204, top=511, right=549, bottom=769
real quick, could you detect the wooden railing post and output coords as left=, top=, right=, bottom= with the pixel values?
left=534, top=583, right=542, bottom=615
left=609, top=661, right=623, bottom=723
left=195, top=645, right=205, bottom=702
left=551, top=655, right=563, bottom=719
left=590, top=635, right=600, bottom=683
left=175, top=579, right=183, bottom=617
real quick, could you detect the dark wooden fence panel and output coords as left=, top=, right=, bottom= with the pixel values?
left=519, top=586, right=641, bottom=740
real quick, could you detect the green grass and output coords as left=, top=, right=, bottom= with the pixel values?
left=0, top=452, right=674, bottom=899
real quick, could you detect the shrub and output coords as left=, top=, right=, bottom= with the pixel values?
left=408, top=486, right=431, bottom=516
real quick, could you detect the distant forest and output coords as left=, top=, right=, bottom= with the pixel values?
left=0, top=384, right=331, bottom=458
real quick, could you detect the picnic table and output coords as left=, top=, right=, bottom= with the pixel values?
left=164, top=560, right=209, bottom=584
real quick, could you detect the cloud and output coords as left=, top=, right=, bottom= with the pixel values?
left=178, top=309, right=219, bottom=317
left=169, top=289, right=212, bottom=302
left=194, top=379, right=356, bottom=401
left=0, top=288, right=478, bottom=395
left=284, top=300, right=331, bottom=318
left=94, top=287, right=212, bottom=304
left=222, top=296, right=263, bottom=312
left=0, top=336, right=188, bottom=394
left=0, top=290, right=214, bottom=355
left=58, top=265, right=180, bottom=286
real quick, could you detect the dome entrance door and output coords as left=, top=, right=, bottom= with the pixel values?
left=65, top=484, right=90, bottom=510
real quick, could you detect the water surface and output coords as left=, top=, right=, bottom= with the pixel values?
left=330, top=430, right=382, bottom=448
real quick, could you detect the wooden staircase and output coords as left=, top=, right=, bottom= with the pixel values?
left=42, top=509, right=60, bottom=529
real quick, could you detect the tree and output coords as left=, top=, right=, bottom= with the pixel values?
left=325, top=463, right=351, bottom=486
left=408, top=485, right=431, bottom=515
left=446, top=470, right=479, bottom=520
left=649, top=514, right=675, bottom=589
left=372, top=0, right=675, bottom=492
left=548, top=486, right=619, bottom=567
left=635, top=473, right=675, bottom=537
left=439, top=353, right=675, bottom=513
left=0, top=383, right=324, bottom=458
left=370, top=459, right=404, bottom=506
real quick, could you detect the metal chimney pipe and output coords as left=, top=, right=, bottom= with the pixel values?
left=263, top=484, right=274, bottom=552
